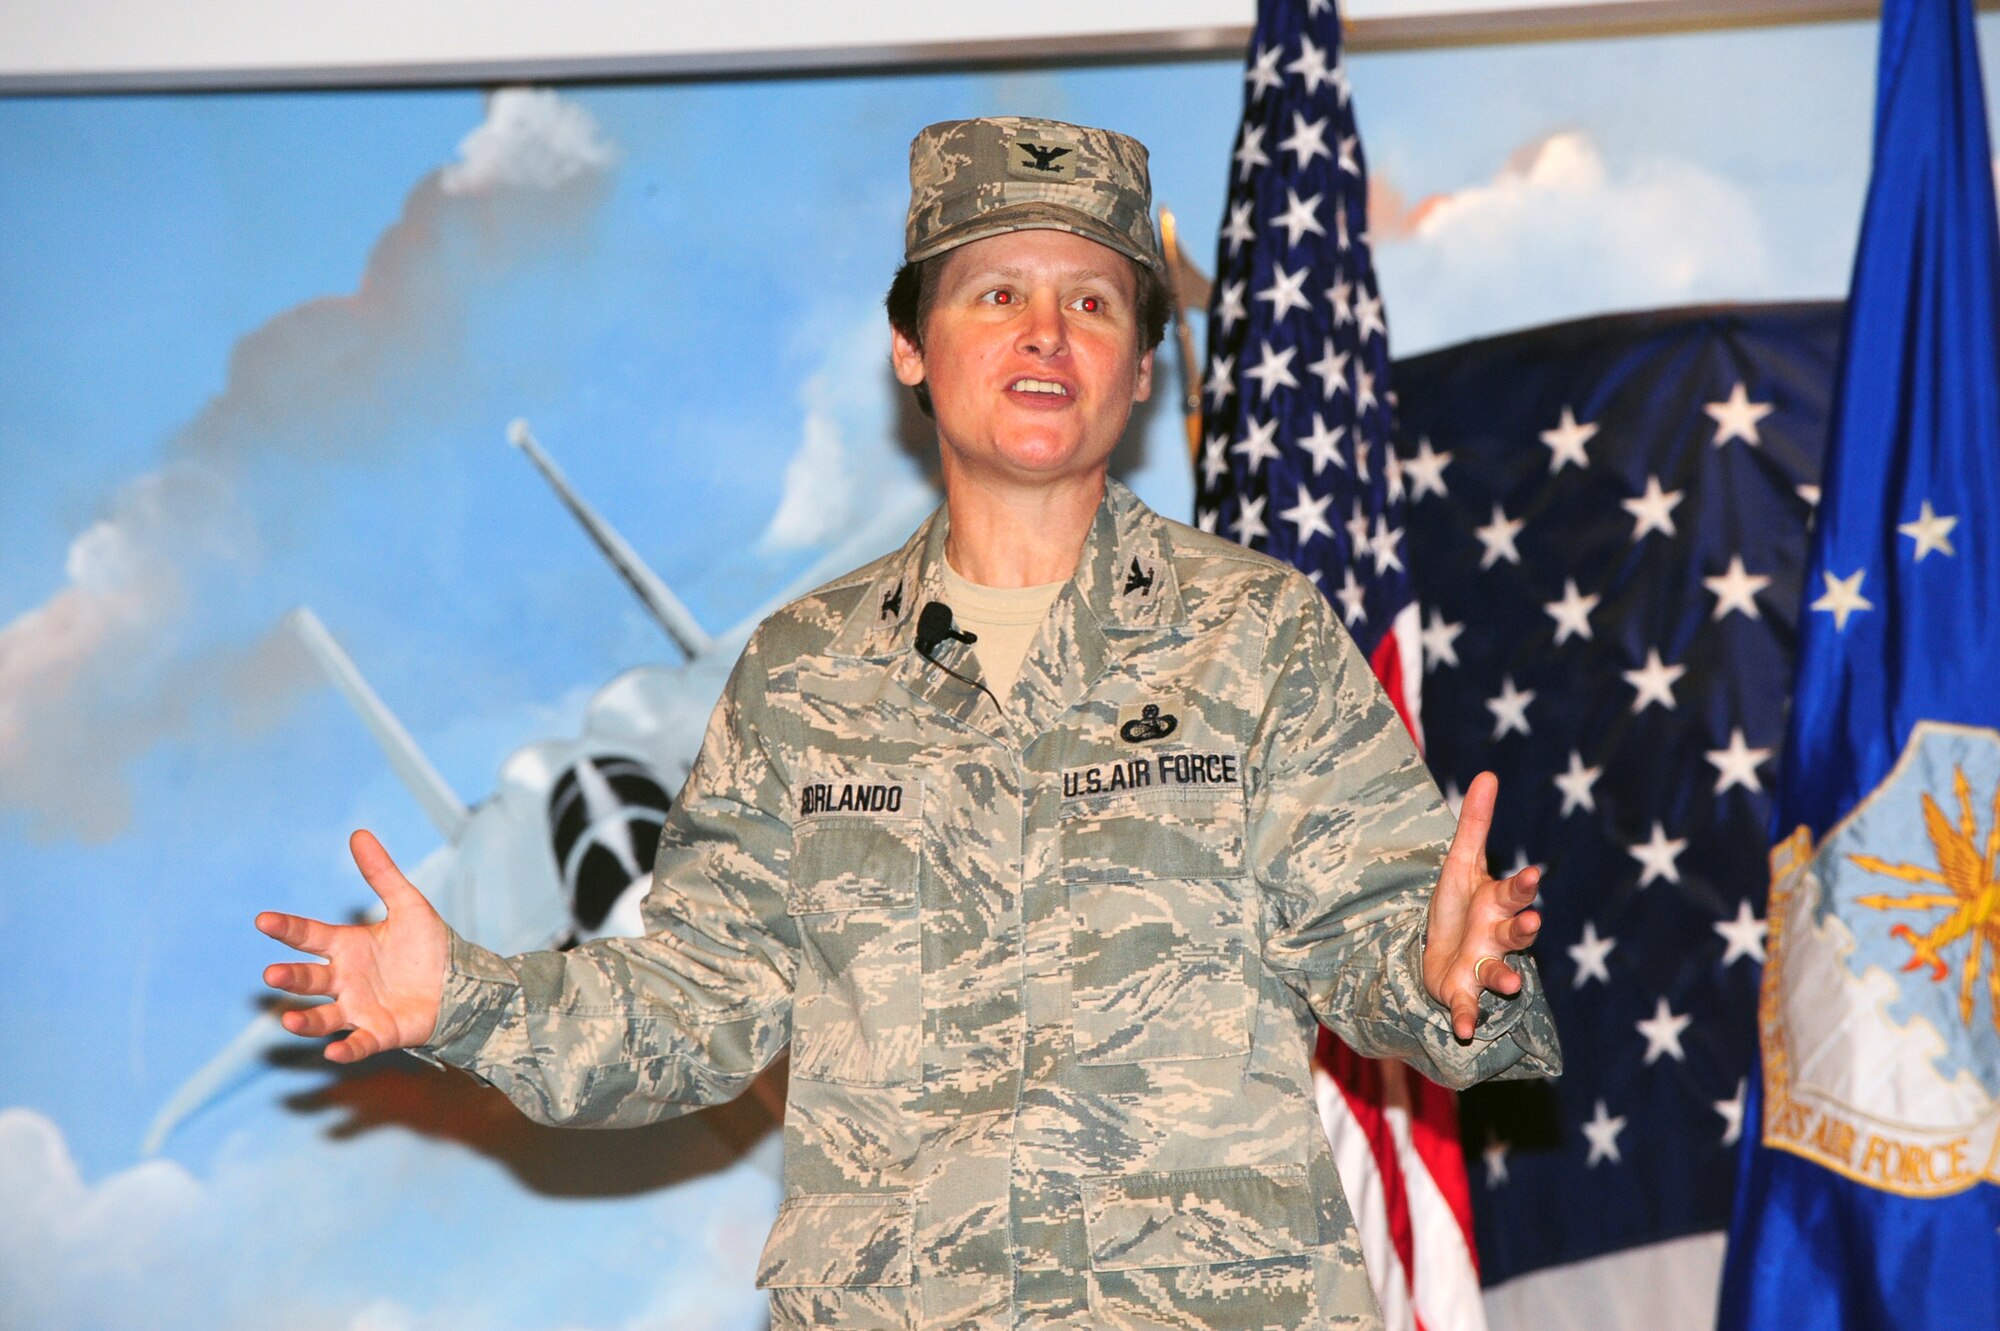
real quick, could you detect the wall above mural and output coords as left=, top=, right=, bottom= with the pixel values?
left=2, top=0, right=1747, bottom=92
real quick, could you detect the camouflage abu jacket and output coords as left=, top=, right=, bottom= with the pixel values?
left=423, top=478, right=1561, bottom=1330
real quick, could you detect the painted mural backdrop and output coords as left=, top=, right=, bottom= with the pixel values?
left=3, top=18, right=1992, bottom=1329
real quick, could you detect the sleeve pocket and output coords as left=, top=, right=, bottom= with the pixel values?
left=756, top=1192, right=915, bottom=1288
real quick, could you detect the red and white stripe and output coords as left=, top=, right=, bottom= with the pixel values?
left=1317, top=601, right=1487, bottom=1331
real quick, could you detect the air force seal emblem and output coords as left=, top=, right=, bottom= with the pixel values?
left=1760, top=721, right=2000, bottom=1197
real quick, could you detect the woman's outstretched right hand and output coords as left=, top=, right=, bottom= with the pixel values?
left=256, top=830, right=450, bottom=1063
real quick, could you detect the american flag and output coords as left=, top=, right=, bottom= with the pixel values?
left=1395, top=302, right=1840, bottom=1327
left=1196, top=0, right=1417, bottom=694
left=1196, top=3, right=1469, bottom=1327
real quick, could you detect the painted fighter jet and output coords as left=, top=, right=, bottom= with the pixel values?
left=144, top=421, right=937, bottom=1153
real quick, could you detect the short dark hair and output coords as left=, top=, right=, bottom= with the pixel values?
left=884, top=248, right=1172, bottom=418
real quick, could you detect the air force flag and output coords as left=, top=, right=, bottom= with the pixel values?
left=1718, top=0, right=2000, bottom=1325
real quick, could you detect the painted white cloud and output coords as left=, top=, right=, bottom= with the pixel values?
left=0, top=1106, right=777, bottom=1331
left=761, top=413, right=858, bottom=551
left=441, top=87, right=619, bottom=196
left=760, top=313, right=930, bottom=552
left=0, top=1109, right=203, bottom=1330
left=0, top=90, right=616, bottom=842
left=1371, top=131, right=1771, bottom=355
left=0, top=467, right=244, bottom=840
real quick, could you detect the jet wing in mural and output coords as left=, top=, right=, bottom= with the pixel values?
left=145, top=422, right=936, bottom=1153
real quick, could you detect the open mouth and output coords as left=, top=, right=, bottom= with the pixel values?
left=1009, top=377, right=1070, bottom=397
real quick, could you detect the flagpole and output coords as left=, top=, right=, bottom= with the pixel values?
left=1158, top=206, right=1208, bottom=468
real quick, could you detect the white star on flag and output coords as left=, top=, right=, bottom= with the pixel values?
left=1705, top=727, right=1773, bottom=795
left=1233, top=492, right=1269, bottom=544
left=1369, top=515, right=1405, bottom=574
left=1203, top=353, right=1235, bottom=408
left=1421, top=608, right=1462, bottom=671
left=1811, top=568, right=1873, bottom=630
left=1355, top=289, right=1387, bottom=342
left=1344, top=499, right=1371, bottom=553
left=1220, top=200, right=1256, bottom=256
left=1703, top=555, right=1771, bottom=621
left=1285, top=33, right=1332, bottom=94
left=1629, top=820, right=1688, bottom=887
left=1540, top=405, right=1599, bottom=472
left=1244, top=340, right=1300, bottom=401
left=1440, top=780, right=1463, bottom=818
left=1243, top=43, right=1284, bottom=98
left=1325, top=278, right=1354, bottom=326
left=1704, top=380, right=1775, bottom=446
left=1404, top=438, right=1451, bottom=501
left=1299, top=413, right=1346, bottom=474
left=1544, top=578, right=1601, bottom=644
left=1335, top=567, right=1367, bottom=625
left=1200, top=436, right=1229, bottom=488
left=1583, top=1099, right=1627, bottom=1166
left=1215, top=279, right=1248, bottom=335
left=1568, top=920, right=1614, bottom=988
left=1270, top=187, right=1327, bottom=247
left=1486, top=676, right=1536, bottom=738
left=1475, top=503, right=1525, bottom=568
left=1897, top=499, right=1958, bottom=561
left=1277, top=114, right=1332, bottom=170
left=1554, top=749, right=1602, bottom=816
left=1233, top=415, right=1283, bottom=473
left=1715, top=1078, right=1748, bottom=1146
left=1336, top=133, right=1360, bottom=176
left=1255, top=262, right=1312, bottom=321
left=1635, top=996, right=1692, bottom=1064
left=1622, top=474, right=1683, bottom=540
left=1234, top=123, right=1271, bottom=181
left=1713, top=900, right=1768, bottom=966
left=1622, top=648, right=1686, bottom=713
left=1279, top=483, right=1335, bottom=544
left=1306, top=339, right=1349, bottom=400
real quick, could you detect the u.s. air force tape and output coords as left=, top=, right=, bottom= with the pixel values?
left=1062, top=751, right=1241, bottom=801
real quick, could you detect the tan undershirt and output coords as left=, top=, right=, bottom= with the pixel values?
left=940, top=560, right=1066, bottom=700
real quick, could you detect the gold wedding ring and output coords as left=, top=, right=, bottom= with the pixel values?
left=1474, top=954, right=1504, bottom=986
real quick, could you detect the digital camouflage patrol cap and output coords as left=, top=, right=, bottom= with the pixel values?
left=905, top=116, right=1164, bottom=274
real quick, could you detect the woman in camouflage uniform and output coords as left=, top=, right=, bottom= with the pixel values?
left=259, top=115, right=1558, bottom=1331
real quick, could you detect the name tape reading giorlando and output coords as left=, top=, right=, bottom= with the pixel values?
left=797, top=780, right=913, bottom=818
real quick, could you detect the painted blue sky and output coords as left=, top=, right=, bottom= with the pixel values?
left=3, top=16, right=1998, bottom=1328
